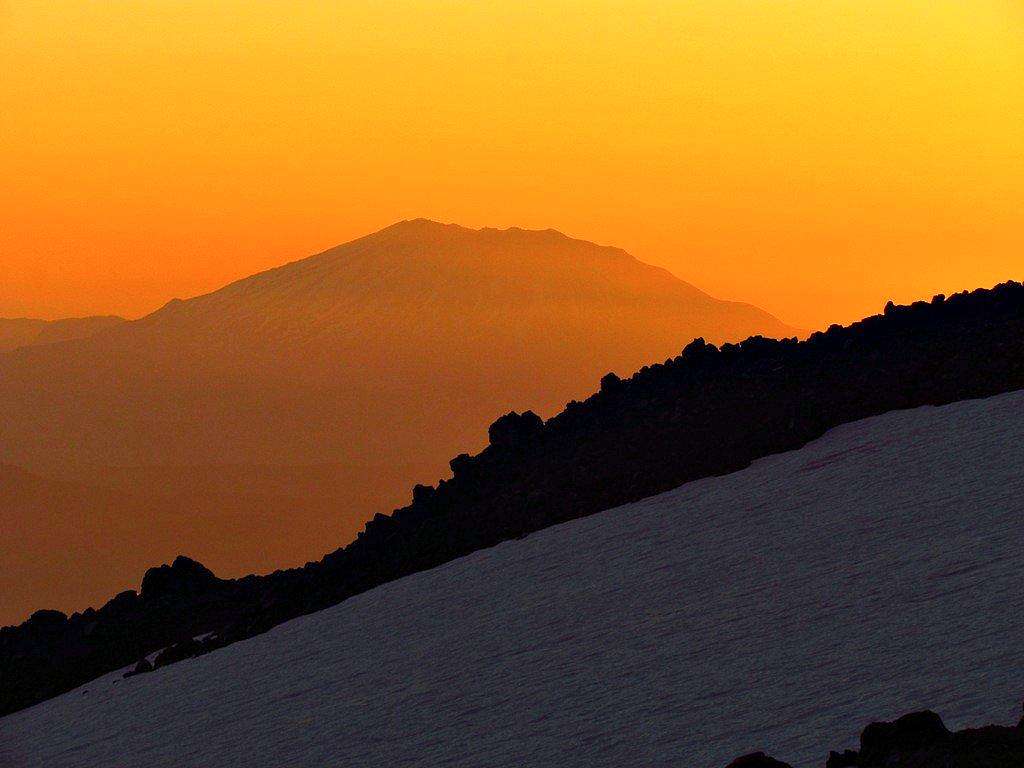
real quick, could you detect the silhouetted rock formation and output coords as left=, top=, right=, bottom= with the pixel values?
left=825, top=750, right=858, bottom=768
left=859, top=711, right=951, bottom=765
left=487, top=410, right=544, bottom=450
left=731, top=707, right=1024, bottom=767
left=726, top=753, right=793, bottom=768
left=151, top=636, right=220, bottom=670
left=140, top=556, right=220, bottom=602
left=2, top=280, right=1023, bottom=718
left=123, top=658, right=152, bottom=678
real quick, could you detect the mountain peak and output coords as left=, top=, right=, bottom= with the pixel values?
left=373, top=218, right=574, bottom=245
left=121, top=219, right=793, bottom=344
left=369, top=218, right=475, bottom=243
left=381, top=217, right=464, bottom=233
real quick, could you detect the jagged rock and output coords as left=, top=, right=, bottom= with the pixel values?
left=25, top=609, right=67, bottom=631
left=727, top=705, right=1024, bottom=768
left=412, top=483, right=435, bottom=504
left=152, top=637, right=205, bottom=669
left=123, top=657, right=152, bottom=678
left=680, top=337, right=709, bottom=359
left=449, top=452, right=474, bottom=476
left=859, top=710, right=950, bottom=765
left=487, top=410, right=543, bottom=449
left=362, top=512, right=396, bottom=538
left=104, top=589, right=141, bottom=612
left=825, top=749, right=858, bottom=767
left=140, top=556, right=220, bottom=602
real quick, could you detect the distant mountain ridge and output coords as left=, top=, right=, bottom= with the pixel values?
left=0, top=219, right=794, bottom=624
left=2, top=279, right=1021, bottom=718
left=101, top=219, right=789, bottom=354
left=0, top=315, right=124, bottom=352
left=3, top=220, right=793, bottom=473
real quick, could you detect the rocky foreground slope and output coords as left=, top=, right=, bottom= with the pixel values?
left=1, top=280, right=1022, bottom=719
left=2, top=388, right=1023, bottom=765
left=728, top=708, right=1024, bottom=768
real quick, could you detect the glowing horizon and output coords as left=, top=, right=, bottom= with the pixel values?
left=2, top=0, right=1022, bottom=329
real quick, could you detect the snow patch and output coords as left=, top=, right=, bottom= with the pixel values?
left=3, top=391, right=1023, bottom=768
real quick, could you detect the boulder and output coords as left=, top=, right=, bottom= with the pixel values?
left=825, top=749, right=859, bottom=767
left=123, top=658, right=153, bottom=678
left=487, top=410, right=544, bottom=449
left=859, top=710, right=950, bottom=765
left=140, top=556, right=220, bottom=602
left=152, top=637, right=205, bottom=669
left=25, top=609, right=67, bottom=631
left=724, top=752, right=793, bottom=768
left=599, top=372, right=622, bottom=393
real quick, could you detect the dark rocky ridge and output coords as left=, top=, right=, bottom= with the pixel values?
left=725, top=707, right=1024, bottom=767
left=2, top=280, right=1023, bottom=718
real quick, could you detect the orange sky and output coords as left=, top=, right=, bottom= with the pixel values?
left=2, top=1, right=1022, bottom=330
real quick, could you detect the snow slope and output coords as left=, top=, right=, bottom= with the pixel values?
left=3, top=391, right=1023, bottom=768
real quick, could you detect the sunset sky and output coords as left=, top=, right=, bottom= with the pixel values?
left=2, top=0, right=1022, bottom=329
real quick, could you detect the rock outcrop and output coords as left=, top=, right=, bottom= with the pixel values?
left=726, top=753, right=793, bottom=768
left=140, top=556, right=221, bottom=603
left=731, top=707, right=1024, bottom=767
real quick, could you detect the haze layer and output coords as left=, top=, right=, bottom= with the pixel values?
left=0, top=221, right=792, bottom=624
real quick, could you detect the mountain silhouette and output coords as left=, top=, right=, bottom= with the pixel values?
left=0, top=316, right=124, bottom=352
left=0, top=220, right=793, bottom=623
